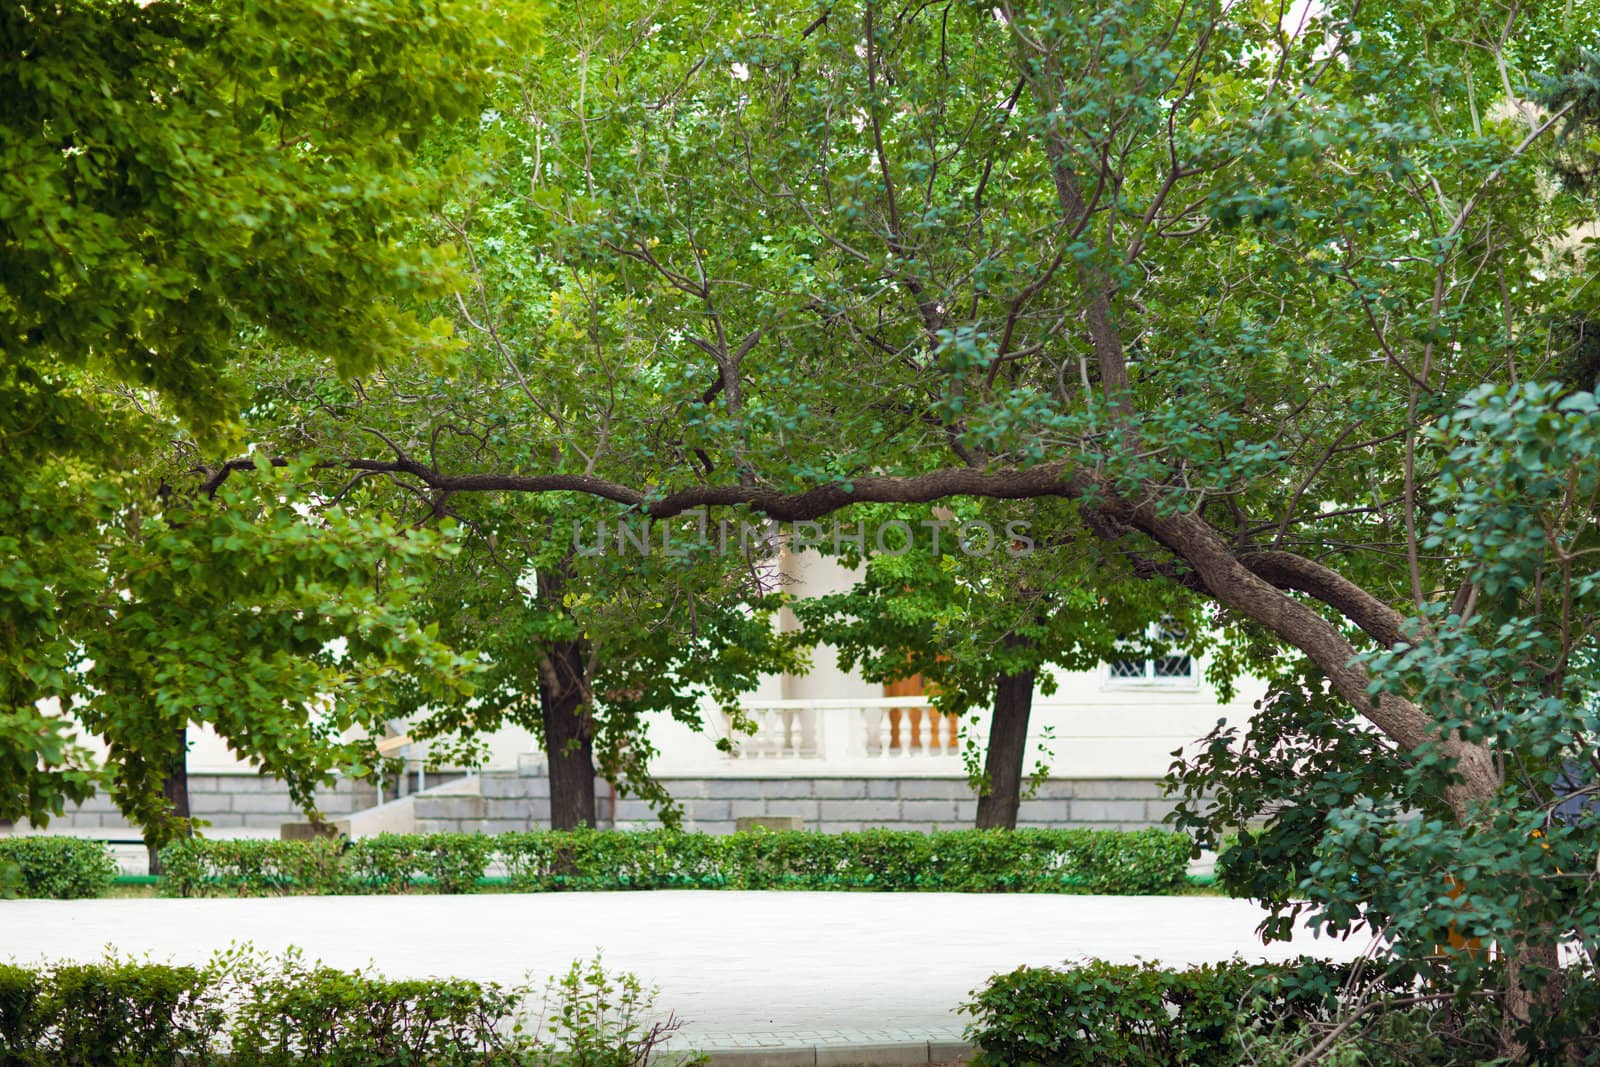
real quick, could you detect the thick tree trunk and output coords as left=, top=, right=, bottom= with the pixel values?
left=540, top=637, right=596, bottom=830
left=975, top=667, right=1037, bottom=829
left=1502, top=942, right=1565, bottom=1059
left=147, top=725, right=191, bottom=876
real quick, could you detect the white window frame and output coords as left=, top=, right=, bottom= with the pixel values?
left=1102, top=622, right=1199, bottom=690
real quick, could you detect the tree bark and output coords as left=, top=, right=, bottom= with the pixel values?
left=975, top=666, right=1037, bottom=829
left=1502, top=941, right=1565, bottom=1059
left=540, top=637, right=596, bottom=830
left=147, top=724, right=191, bottom=876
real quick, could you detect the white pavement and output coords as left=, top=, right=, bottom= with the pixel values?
left=1, top=892, right=1378, bottom=1052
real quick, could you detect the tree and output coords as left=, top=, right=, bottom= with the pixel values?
left=83, top=464, right=474, bottom=865
left=0, top=0, right=512, bottom=828
left=381, top=498, right=807, bottom=829
left=199, top=30, right=816, bottom=829
left=1172, top=383, right=1600, bottom=1049
left=215, top=0, right=1600, bottom=1043
left=792, top=500, right=1205, bottom=828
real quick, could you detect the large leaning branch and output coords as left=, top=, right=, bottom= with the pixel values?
left=201, top=450, right=1498, bottom=815
left=205, top=455, right=1094, bottom=521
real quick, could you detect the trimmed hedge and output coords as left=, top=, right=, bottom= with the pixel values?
left=0, top=957, right=530, bottom=1067
left=963, top=959, right=1374, bottom=1067
left=159, top=828, right=1191, bottom=897
left=963, top=958, right=1600, bottom=1066
left=0, top=837, right=118, bottom=899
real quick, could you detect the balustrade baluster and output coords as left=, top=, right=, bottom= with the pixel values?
left=866, top=706, right=887, bottom=756
left=760, top=708, right=778, bottom=758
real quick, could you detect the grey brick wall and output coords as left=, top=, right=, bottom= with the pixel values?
left=14, top=776, right=377, bottom=837
left=7, top=765, right=1187, bottom=838
left=410, top=765, right=1182, bottom=834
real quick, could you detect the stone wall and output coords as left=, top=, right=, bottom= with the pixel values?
left=5, top=762, right=1184, bottom=838
left=449, top=761, right=1179, bottom=834
left=9, top=775, right=378, bottom=837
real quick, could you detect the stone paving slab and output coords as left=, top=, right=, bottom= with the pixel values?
left=0, top=892, right=1375, bottom=1051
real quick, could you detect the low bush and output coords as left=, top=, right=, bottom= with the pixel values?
left=0, top=837, right=118, bottom=899
left=345, top=832, right=495, bottom=894
left=0, top=952, right=685, bottom=1067
left=964, top=959, right=1340, bottom=1067
left=0, top=959, right=226, bottom=1066
left=964, top=958, right=1600, bottom=1066
left=158, top=828, right=1192, bottom=897
left=157, top=837, right=345, bottom=898
left=532, top=955, right=690, bottom=1067
left=230, top=958, right=519, bottom=1067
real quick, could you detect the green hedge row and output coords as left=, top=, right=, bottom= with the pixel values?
left=0, top=954, right=632, bottom=1067
left=0, top=837, right=118, bottom=899
left=964, top=959, right=1378, bottom=1067
left=159, top=828, right=1192, bottom=897
left=963, top=958, right=1600, bottom=1066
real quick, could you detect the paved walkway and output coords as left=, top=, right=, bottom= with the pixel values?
left=2, top=892, right=1376, bottom=1059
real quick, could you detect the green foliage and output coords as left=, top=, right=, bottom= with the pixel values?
left=963, top=958, right=1548, bottom=1067
left=0, top=0, right=520, bottom=832
left=345, top=832, right=496, bottom=894
left=967, top=959, right=1323, bottom=1067
left=1168, top=664, right=1427, bottom=942
left=156, top=837, right=347, bottom=898
left=790, top=500, right=1214, bottom=804
left=0, top=0, right=510, bottom=426
left=157, top=828, right=1191, bottom=897
left=0, top=964, right=44, bottom=1060
left=0, top=837, right=117, bottom=899
left=0, top=951, right=681, bottom=1067
left=532, top=955, right=695, bottom=1067
left=230, top=955, right=519, bottom=1067
left=72, top=470, right=478, bottom=851
left=382, top=518, right=807, bottom=826
left=0, top=959, right=227, bottom=1067
left=1175, top=385, right=1600, bottom=992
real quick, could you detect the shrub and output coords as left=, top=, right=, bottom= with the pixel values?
left=964, top=958, right=1600, bottom=1067
left=345, top=833, right=495, bottom=894
left=159, top=828, right=1193, bottom=897
left=967, top=959, right=1256, bottom=1067
left=230, top=959, right=519, bottom=1067
left=0, top=965, right=44, bottom=1060
left=159, top=837, right=345, bottom=897
left=0, top=837, right=117, bottom=899
left=0, top=953, right=686, bottom=1067
left=49, top=961, right=225, bottom=1066
left=0, top=959, right=226, bottom=1067
left=532, top=955, right=695, bottom=1067
left=1068, top=828, right=1192, bottom=895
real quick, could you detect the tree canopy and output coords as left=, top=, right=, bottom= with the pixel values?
left=791, top=498, right=1207, bottom=826
left=9, top=0, right=1600, bottom=1049
left=198, top=0, right=1598, bottom=1038
left=0, top=0, right=517, bottom=829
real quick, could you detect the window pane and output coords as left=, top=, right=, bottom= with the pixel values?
left=1109, top=658, right=1146, bottom=679
left=1152, top=654, right=1193, bottom=679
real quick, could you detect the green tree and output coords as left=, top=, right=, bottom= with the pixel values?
left=79, top=465, right=474, bottom=861
left=0, top=0, right=512, bottom=830
left=389, top=504, right=805, bottom=829
left=793, top=501, right=1208, bottom=828
left=244, top=0, right=1600, bottom=1043
left=204, top=30, right=812, bottom=829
